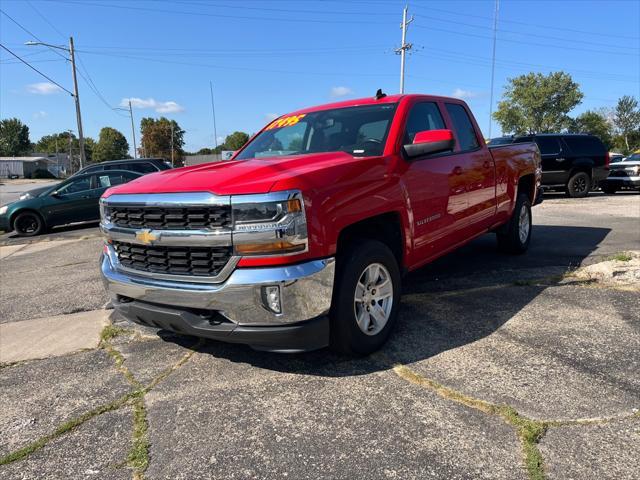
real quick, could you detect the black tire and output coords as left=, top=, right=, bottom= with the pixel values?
left=497, top=194, right=532, bottom=254
left=13, top=211, right=44, bottom=236
left=566, top=171, right=591, bottom=198
left=330, top=239, right=401, bottom=355
left=601, top=185, right=617, bottom=195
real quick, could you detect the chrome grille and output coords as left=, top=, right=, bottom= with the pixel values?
left=113, top=241, right=232, bottom=277
left=106, top=205, right=231, bottom=230
left=609, top=170, right=628, bottom=177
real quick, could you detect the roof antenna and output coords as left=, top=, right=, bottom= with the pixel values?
left=375, top=89, right=387, bottom=100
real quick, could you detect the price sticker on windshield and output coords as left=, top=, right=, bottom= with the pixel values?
left=265, top=114, right=306, bottom=131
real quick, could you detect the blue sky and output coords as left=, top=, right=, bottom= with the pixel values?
left=1, top=0, right=639, bottom=154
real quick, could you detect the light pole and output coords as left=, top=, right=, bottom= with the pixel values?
left=115, top=99, right=138, bottom=158
left=25, top=38, right=86, bottom=168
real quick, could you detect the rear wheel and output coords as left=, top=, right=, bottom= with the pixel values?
left=330, top=240, right=401, bottom=355
left=566, top=171, right=591, bottom=198
left=13, top=211, right=44, bottom=236
left=497, top=193, right=532, bottom=254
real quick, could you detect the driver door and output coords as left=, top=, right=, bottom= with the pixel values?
left=44, top=175, right=96, bottom=226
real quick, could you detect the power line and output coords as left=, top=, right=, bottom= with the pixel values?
left=25, top=0, right=67, bottom=39
left=49, top=0, right=391, bottom=25
left=0, top=9, right=68, bottom=61
left=412, top=24, right=639, bottom=57
left=411, top=3, right=640, bottom=42
left=0, top=43, right=74, bottom=95
left=413, top=13, right=638, bottom=52
left=74, top=51, right=129, bottom=117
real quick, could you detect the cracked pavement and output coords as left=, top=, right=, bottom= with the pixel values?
left=0, top=192, right=639, bottom=479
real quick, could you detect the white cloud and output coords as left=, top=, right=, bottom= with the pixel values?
left=265, top=113, right=279, bottom=121
left=121, top=97, right=185, bottom=113
left=26, top=82, right=62, bottom=95
left=33, top=111, right=48, bottom=119
left=330, top=86, right=354, bottom=98
left=451, top=88, right=479, bottom=100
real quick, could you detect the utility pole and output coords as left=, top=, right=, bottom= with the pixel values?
left=128, top=100, right=137, bottom=159
left=488, top=0, right=500, bottom=138
left=67, top=131, right=73, bottom=173
left=68, top=37, right=85, bottom=168
left=170, top=123, right=175, bottom=167
left=395, top=5, right=414, bottom=94
left=209, top=81, right=218, bottom=151
left=24, top=38, right=85, bottom=166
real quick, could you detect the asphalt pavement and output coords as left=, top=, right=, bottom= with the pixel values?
left=0, top=191, right=638, bottom=479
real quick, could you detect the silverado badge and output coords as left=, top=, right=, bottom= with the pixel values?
left=135, top=229, right=157, bottom=245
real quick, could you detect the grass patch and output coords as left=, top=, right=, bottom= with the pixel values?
left=128, top=396, right=150, bottom=477
left=0, top=391, right=140, bottom=466
left=100, top=325, right=131, bottom=343
left=610, top=252, right=633, bottom=262
left=498, top=406, right=548, bottom=480
left=393, top=365, right=549, bottom=480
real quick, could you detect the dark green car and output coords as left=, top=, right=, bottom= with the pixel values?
left=0, top=170, right=142, bottom=236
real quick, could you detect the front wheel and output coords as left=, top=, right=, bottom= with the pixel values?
left=13, top=211, right=44, bottom=236
left=497, top=194, right=532, bottom=254
left=330, top=240, right=401, bottom=355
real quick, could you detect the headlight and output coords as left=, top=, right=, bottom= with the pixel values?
left=99, top=199, right=109, bottom=222
left=231, top=190, right=307, bottom=256
left=0, top=205, right=7, bottom=215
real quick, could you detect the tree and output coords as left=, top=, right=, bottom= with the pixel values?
left=613, top=95, right=640, bottom=153
left=569, top=111, right=613, bottom=149
left=493, top=72, right=583, bottom=135
left=223, top=131, right=249, bottom=150
left=139, top=117, right=185, bottom=164
left=196, top=147, right=213, bottom=155
left=0, top=118, right=31, bottom=156
left=93, top=127, right=130, bottom=162
left=35, top=131, right=95, bottom=165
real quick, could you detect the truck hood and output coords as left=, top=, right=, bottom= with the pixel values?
left=104, top=152, right=382, bottom=197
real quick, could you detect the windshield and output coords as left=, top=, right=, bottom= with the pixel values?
left=236, top=103, right=397, bottom=160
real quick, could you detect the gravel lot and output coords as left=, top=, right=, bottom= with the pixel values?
left=0, top=191, right=638, bottom=479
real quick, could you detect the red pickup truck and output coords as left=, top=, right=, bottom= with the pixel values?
left=100, top=93, right=541, bottom=354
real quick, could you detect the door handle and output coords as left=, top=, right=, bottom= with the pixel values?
left=453, top=166, right=463, bottom=175
left=483, top=161, right=491, bottom=169
left=556, top=157, right=567, bottom=162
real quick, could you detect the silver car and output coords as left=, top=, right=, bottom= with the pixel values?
left=601, top=153, right=640, bottom=193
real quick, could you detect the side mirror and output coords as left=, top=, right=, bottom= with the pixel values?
left=50, top=190, right=61, bottom=198
left=404, top=129, right=455, bottom=158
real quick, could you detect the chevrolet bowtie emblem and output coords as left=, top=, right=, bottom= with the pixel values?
left=135, top=229, right=157, bottom=245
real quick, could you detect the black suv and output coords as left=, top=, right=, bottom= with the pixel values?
left=73, top=158, right=171, bottom=177
left=513, top=134, right=609, bottom=197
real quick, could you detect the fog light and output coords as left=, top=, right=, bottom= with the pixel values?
left=261, top=285, right=282, bottom=314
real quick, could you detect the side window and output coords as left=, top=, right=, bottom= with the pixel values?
left=97, top=173, right=131, bottom=188
left=535, top=137, right=561, bottom=155
left=129, top=162, right=158, bottom=174
left=57, top=177, right=91, bottom=194
left=404, top=102, right=446, bottom=144
left=445, top=103, right=480, bottom=151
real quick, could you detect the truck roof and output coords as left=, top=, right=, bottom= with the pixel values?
left=287, top=93, right=464, bottom=116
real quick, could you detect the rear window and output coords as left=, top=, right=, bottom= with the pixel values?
left=562, top=136, right=605, bottom=156
left=445, top=103, right=480, bottom=151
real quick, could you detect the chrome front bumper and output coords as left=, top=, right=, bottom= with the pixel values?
left=101, top=249, right=335, bottom=326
